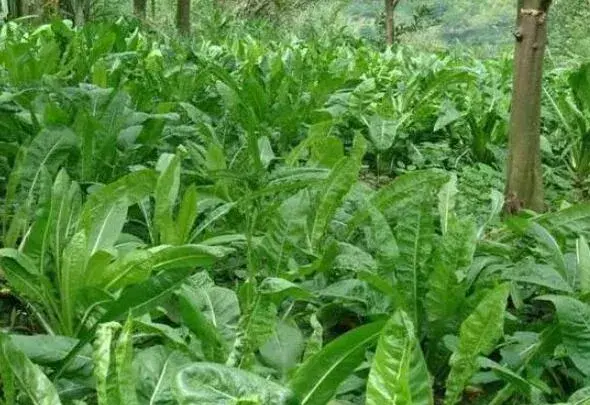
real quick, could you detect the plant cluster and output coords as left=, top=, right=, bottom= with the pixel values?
left=0, top=15, right=590, bottom=405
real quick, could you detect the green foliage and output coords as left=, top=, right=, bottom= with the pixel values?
left=0, top=9, right=588, bottom=405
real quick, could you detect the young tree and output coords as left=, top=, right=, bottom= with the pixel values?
left=505, top=0, right=552, bottom=213
left=176, top=0, right=190, bottom=36
left=133, top=0, right=147, bottom=18
left=384, top=0, right=401, bottom=46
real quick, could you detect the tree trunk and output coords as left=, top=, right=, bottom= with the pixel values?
left=384, top=0, right=401, bottom=46
left=0, top=0, right=9, bottom=19
left=504, top=0, right=552, bottom=213
left=176, top=0, right=190, bottom=36
left=133, top=0, right=147, bottom=18
left=73, top=0, right=84, bottom=25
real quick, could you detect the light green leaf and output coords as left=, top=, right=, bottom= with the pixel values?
left=289, top=320, right=385, bottom=405
left=93, top=322, right=121, bottom=405
left=395, top=196, right=435, bottom=327
left=155, top=154, right=181, bottom=244
left=174, top=363, right=294, bottom=405
left=444, top=284, right=510, bottom=405
left=260, top=321, right=305, bottom=375
left=502, top=259, right=573, bottom=294
left=60, top=231, right=88, bottom=335
left=364, top=114, right=399, bottom=151
left=537, top=295, right=590, bottom=376
left=438, top=174, right=458, bottom=235
left=310, top=157, right=359, bottom=250
left=577, top=236, right=590, bottom=295
left=0, top=333, right=62, bottom=405
left=434, top=101, right=462, bottom=132
left=115, top=317, right=139, bottom=405
left=133, top=346, right=192, bottom=404
left=303, top=314, right=323, bottom=361
left=366, top=310, right=433, bottom=405
left=426, top=217, right=476, bottom=338
left=178, top=286, right=231, bottom=363
left=176, top=184, right=199, bottom=245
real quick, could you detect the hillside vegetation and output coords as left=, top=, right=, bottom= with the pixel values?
left=0, top=1, right=590, bottom=404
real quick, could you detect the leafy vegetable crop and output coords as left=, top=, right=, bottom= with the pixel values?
left=1, top=14, right=590, bottom=405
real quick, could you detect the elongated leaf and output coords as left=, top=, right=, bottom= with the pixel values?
left=59, top=231, right=88, bottom=335
left=394, top=196, right=435, bottom=327
left=310, top=157, right=359, bottom=250
left=93, top=322, right=121, bottom=405
left=174, top=363, right=295, bottom=405
left=115, top=318, right=139, bottom=405
left=577, top=236, right=590, bottom=295
left=303, top=314, right=323, bottom=361
left=176, top=184, right=199, bottom=244
left=438, top=174, right=458, bottom=235
left=101, top=266, right=195, bottom=322
left=149, top=244, right=229, bottom=273
left=538, top=295, right=590, bottom=375
left=9, top=334, right=92, bottom=374
left=0, top=333, right=62, bottom=405
left=366, top=310, right=433, bottom=405
left=155, top=154, right=181, bottom=244
left=425, top=217, right=476, bottom=338
left=289, top=320, right=386, bottom=405
left=502, top=259, right=573, bottom=294
left=444, top=284, right=510, bottom=405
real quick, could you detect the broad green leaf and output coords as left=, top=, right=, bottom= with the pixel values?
left=348, top=170, right=448, bottom=234
left=59, top=231, right=88, bottom=335
left=174, top=363, right=295, bottom=405
left=19, top=128, right=79, bottom=208
left=101, top=266, right=195, bottom=323
left=364, top=114, right=398, bottom=151
left=0, top=333, right=62, bottom=405
left=365, top=205, right=399, bottom=276
left=240, top=294, right=278, bottom=353
left=366, top=310, right=433, bottom=405
left=538, top=295, right=590, bottom=376
left=310, top=157, right=359, bottom=250
left=9, top=334, right=92, bottom=374
left=133, top=346, right=192, bottom=404
left=434, top=101, right=462, bottom=132
left=260, top=321, right=305, bottom=375
left=155, top=154, right=181, bottom=244
left=178, top=286, right=230, bottom=363
left=93, top=322, right=121, bottom=405
left=115, top=318, right=139, bottom=405
left=289, top=320, right=386, bottom=405
left=395, top=196, right=435, bottom=327
left=100, top=249, right=154, bottom=291
left=444, top=284, right=510, bottom=405
left=86, top=200, right=127, bottom=256
left=569, top=386, right=590, bottom=404
left=176, top=184, right=199, bottom=244
left=80, top=169, right=157, bottom=235
left=149, top=244, right=229, bottom=273
left=259, top=277, right=314, bottom=301
left=502, top=259, right=573, bottom=294
left=425, top=217, right=476, bottom=338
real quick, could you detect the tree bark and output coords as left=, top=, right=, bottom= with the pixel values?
left=505, top=0, right=552, bottom=213
left=384, top=0, right=401, bottom=46
left=176, top=0, right=191, bottom=36
left=133, top=0, right=147, bottom=19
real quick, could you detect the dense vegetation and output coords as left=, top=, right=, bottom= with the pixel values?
left=1, top=1, right=590, bottom=404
